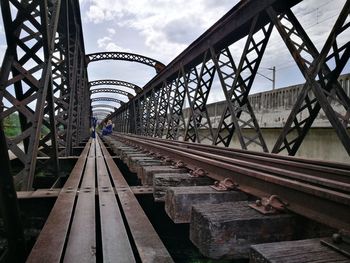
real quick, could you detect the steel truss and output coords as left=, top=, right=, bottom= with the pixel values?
left=268, top=4, right=350, bottom=155
left=86, top=52, right=165, bottom=73
left=91, top=88, right=134, bottom=99
left=89, top=79, right=142, bottom=93
left=92, top=104, right=117, bottom=111
left=92, top=109, right=112, bottom=114
left=0, top=0, right=88, bottom=260
left=91, top=97, right=124, bottom=106
left=0, top=0, right=89, bottom=191
left=111, top=0, right=350, bottom=158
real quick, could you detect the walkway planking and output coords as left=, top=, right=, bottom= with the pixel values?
left=26, top=137, right=171, bottom=262
left=27, top=140, right=91, bottom=263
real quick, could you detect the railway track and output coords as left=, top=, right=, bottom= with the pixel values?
left=110, top=133, right=350, bottom=233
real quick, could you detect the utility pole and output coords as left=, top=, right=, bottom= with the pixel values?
left=271, top=66, right=275, bottom=90
left=257, top=66, right=276, bottom=90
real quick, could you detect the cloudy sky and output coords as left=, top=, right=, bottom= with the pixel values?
left=0, top=0, right=349, bottom=112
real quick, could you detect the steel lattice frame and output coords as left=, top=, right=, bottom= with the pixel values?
left=92, top=104, right=117, bottom=111
left=154, top=81, right=172, bottom=138
left=0, top=0, right=89, bottom=189
left=90, top=88, right=134, bottom=99
left=110, top=0, right=350, bottom=158
left=0, top=0, right=59, bottom=190
left=91, top=97, right=124, bottom=106
left=183, top=51, right=216, bottom=143
left=166, top=70, right=186, bottom=140
left=92, top=109, right=112, bottom=115
left=268, top=5, right=350, bottom=155
left=0, top=0, right=89, bottom=259
left=89, top=79, right=142, bottom=93
left=86, top=52, right=166, bottom=73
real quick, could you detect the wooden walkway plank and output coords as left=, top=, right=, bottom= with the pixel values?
left=99, top=138, right=174, bottom=263
left=26, top=140, right=92, bottom=263
left=95, top=139, right=136, bottom=263
left=64, top=140, right=97, bottom=263
left=16, top=189, right=60, bottom=199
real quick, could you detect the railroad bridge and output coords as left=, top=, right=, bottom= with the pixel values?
left=0, top=0, right=350, bottom=262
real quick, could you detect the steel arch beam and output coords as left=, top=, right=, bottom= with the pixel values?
left=92, top=109, right=113, bottom=114
left=93, top=112, right=111, bottom=117
left=91, top=104, right=117, bottom=111
left=91, top=97, right=125, bottom=105
left=92, top=107, right=113, bottom=112
left=86, top=52, right=165, bottom=73
left=90, top=88, right=134, bottom=100
left=94, top=114, right=109, bottom=119
left=89, top=79, right=142, bottom=93
left=93, top=111, right=109, bottom=115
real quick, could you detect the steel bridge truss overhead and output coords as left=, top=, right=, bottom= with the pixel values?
left=92, top=109, right=112, bottom=114
left=0, top=0, right=89, bottom=191
left=89, top=79, right=143, bottom=94
left=92, top=104, right=117, bottom=111
left=90, top=88, right=134, bottom=100
left=91, top=97, right=124, bottom=106
left=111, top=0, right=350, bottom=157
left=86, top=52, right=166, bottom=73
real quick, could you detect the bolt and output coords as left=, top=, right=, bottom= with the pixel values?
left=332, top=233, right=342, bottom=244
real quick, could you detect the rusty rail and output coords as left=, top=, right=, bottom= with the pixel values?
left=112, top=133, right=350, bottom=232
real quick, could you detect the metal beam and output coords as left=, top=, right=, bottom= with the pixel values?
left=90, top=88, right=134, bottom=100
left=89, top=79, right=142, bottom=93
left=0, top=0, right=62, bottom=190
left=91, top=97, right=124, bottom=105
left=86, top=52, right=165, bottom=73
left=117, top=134, right=350, bottom=232
left=92, top=104, right=118, bottom=111
left=112, top=0, right=301, bottom=111
left=92, top=110, right=112, bottom=115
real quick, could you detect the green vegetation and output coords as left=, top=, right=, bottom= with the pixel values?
left=3, top=113, right=50, bottom=138
left=3, top=113, right=21, bottom=137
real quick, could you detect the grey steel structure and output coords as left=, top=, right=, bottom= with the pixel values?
left=110, top=0, right=350, bottom=158
left=0, top=0, right=89, bottom=260
left=0, top=0, right=349, bottom=261
left=86, top=52, right=166, bottom=73
left=90, top=88, right=134, bottom=100
left=92, top=104, right=117, bottom=111
left=89, top=79, right=143, bottom=93
left=0, top=0, right=91, bottom=188
left=91, top=97, right=125, bottom=105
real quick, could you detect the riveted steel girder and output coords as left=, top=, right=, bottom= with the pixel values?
left=86, top=52, right=165, bottom=73
left=89, top=79, right=142, bottom=93
left=91, top=97, right=124, bottom=105
left=90, top=88, right=134, bottom=99
left=111, top=0, right=349, bottom=158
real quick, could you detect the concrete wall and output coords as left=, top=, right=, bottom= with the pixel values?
left=182, top=73, right=350, bottom=163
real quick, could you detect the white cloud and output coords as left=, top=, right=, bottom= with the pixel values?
left=97, top=36, right=131, bottom=52
left=107, top=28, right=116, bottom=36
left=83, top=0, right=237, bottom=61
left=105, top=42, right=130, bottom=52
left=97, top=36, right=111, bottom=48
left=87, top=5, right=106, bottom=23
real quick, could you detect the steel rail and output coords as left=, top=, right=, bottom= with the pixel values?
left=115, top=134, right=350, bottom=193
left=112, top=134, right=350, bottom=183
left=113, top=134, right=350, bottom=231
